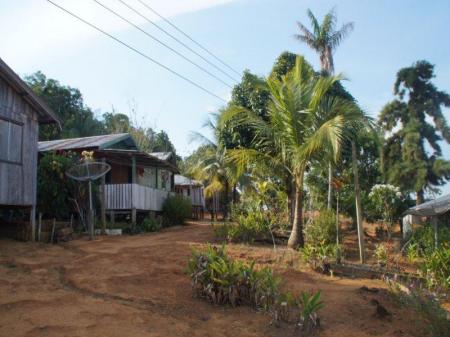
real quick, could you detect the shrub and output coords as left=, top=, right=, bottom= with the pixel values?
left=374, top=243, right=389, bottom=266
left=304, top=209, right=337, bottom=247
left=419, top=245, right=450, bottom=292
left=408, top=224, right=450, bottom=256
left=187, top=245, right=280, bottom=308
left=187, top=245, right=324, bottom=332
left=214, top=213, right=272, bottom=243
left=299, top=243, right=342, bottom=273
left=368, top=184, right=403, bottom=237
left=139, top=217, right=162, bottom=232
left=162, top=194, right=192, bottom=225
left=387, top=278, right=450, bottom=337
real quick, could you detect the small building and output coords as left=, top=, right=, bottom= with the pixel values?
left=402, top=193, right=450, bottom=240
left=38, top=133, right=179, bottom=224
left=174, top=175, right=205, bottom=219
left=0, top=57, right=60, bottom=240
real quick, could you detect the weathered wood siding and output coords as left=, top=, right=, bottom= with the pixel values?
left=0, top=76, right=39, bottom=207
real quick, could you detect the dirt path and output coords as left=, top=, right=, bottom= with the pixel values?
left=0, top=222, right=419, bottom=337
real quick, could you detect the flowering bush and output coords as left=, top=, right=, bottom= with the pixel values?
left=369, top=184, right=403, bottom=236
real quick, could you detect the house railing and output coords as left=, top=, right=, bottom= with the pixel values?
left=104, top=183, right=173, bottom=211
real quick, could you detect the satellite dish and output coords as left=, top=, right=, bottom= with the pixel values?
left=66, top=160, right=111, bottom=240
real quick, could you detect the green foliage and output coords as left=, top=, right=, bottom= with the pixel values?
left=299, top=243, right=342, bottom=272
left=408, top=224, right=450, bottom=256
left=25, top=72, right=104, bottom=140
left=304, top=209, right=337, bottom=247
left=298, top=291, right=324, bottom=334
left=419, top=245, right=450, bottom=292
left=373, top=243, right=389, bottom=266
left=37, top=151, right=80, bottom=218
left=139, top=217, right=163, bottom=233
left=214, top=213, right=272, bottom=244
left=387, top=278, right=450, bottom=337
left=187, top=245, right=324, bottom=331
left=380, top=60, right=450, bottom=199
left=368, top=184, right=403, bottom=235
left=162, top=194, right=192, bottom=225
left=187, top=245, right=280, bottom=308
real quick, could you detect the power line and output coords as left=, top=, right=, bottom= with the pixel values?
left=45, top=0, right=227, bottom=103
left=92, top=0, right=233, bottom=89
left=117, top=0, right=240, bottom=83
left=137, top=0, right=242, bottom=77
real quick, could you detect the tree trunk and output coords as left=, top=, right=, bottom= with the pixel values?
left=288, top=175, right=305, bottom=248
left=327, top=163, right=333, bottom=209
left=416, top=190, right=424, bottom=205
left=352, top=141, right=365, bottom=263
left=232, top=184, right=237, bottom=203
left=223, top=182, right=230, bottom=220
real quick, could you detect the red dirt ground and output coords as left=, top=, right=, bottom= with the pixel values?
left=0, top=222, right=425, bottom=337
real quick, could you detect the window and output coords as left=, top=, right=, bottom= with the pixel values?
left=0, top=117, right=23, bottom=164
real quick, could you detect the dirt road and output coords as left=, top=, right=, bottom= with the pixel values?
left=0, top=222, right=419, bottom=337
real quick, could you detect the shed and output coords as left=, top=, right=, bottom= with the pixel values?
left=402, top=193, right=450, bottom=242
left=174, top=175, right=205, bottom=219
left=0, top=57, right=59, bottom=240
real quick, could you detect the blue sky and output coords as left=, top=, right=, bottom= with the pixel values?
left=1, top=0, right=449, bottom=194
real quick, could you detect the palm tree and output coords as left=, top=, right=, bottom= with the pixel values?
left=222, top=56, right=364, bottom=248
left=295, top=8, right=354, bottom=209
left=189, top=113, right=241, bottom=220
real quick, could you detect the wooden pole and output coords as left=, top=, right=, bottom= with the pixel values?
left=38, top=212, right=42, bottom=243
left=131, top=156, right=137, bottom=228
left=101, top=157, right=107, bottom=235
left=51, top=218, right=56, bottom=244
left=352, top=141, right=365, bottom=263
left=30, top=206, right=36, bottom=242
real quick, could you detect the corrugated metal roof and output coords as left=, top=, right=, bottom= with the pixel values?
left=149, top=152, right=173, bottom=161
left=174, top=174, right=202, bottom=186
left=404, top=193, right=450, bottom=216
left=38, top=133, right=131, bottom=152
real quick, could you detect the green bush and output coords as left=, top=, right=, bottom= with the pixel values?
left=187, top=245, right=280, bottom=308
left=419, top=245, right=450, bottom=292
left=139, top=217, right=163, bottom=232
left=162, top=194, right=192, bottom=225
left=215, top=212, right=272, bottom=243
left=408, top=224, right=450, bottom=256
left=304, top=209, right=337, bottom=247
left=187, top=245, right=324, bottom=331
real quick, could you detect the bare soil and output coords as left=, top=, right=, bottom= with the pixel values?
left=0, top=222, right=423, bottom=337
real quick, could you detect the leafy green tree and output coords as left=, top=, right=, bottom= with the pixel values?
left=379, top=60, right=450, bottom=204
left=25, top=72, right=104, bottom=140
left=295, top=8, right=354, bottom=209
left=222, top=56, right=365, bottom=248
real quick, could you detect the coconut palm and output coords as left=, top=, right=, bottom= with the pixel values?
left=221, top=56, right=364, bottom=248
left=295, top=8, right=354, bottom=209
left=189, top=113, right=241, bottom=220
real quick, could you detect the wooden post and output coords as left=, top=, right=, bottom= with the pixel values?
left=38, top=212, right=42, bottom=243
left=101, top=157, right=106, bottom=235
left=51, top=218, right=56, bottom=244
left=131, top=156, right=137, bottom=228
left=30, top=206, right=36, bottom=242
left=110, top=210, right=115, bottom=225
left=352, top=141, right=365, bottom=263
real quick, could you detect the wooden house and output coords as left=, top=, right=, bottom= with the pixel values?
left=38, top=133, right=179, bottom=224
left=174, top=174, right=205, bottom=219
left=0, top=57, right=60, bottom=240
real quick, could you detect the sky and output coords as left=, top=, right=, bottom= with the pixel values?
left=1, top=0, right=449, bottom=194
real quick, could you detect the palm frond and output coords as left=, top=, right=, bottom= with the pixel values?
left=329, top=22, right=354, bottom=50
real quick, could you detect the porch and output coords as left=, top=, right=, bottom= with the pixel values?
left=104, top=183, right=174, bottom=212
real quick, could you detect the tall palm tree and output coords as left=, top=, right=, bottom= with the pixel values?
left=295, top=8, right=354, bottom=209
left=222, top=56, right=364, bottom=248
